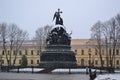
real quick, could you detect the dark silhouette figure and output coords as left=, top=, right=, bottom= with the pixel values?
left=90, top=70, right=96, bottom=80
left=53, top=9, right=63, bottom=25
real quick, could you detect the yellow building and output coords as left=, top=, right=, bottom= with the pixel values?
left=71, top=39, right=120, bottom=68
left=0, top=39, right=120, bottom=68
left=0, top=40, right=40, bottom=66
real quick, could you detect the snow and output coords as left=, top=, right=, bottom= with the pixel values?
left=53, top=25, right=66, bottom=30
left=9, top=68, right=120, bottom=80
left=52, top=68, right=106, bottom=73
left=10, top=68, right=44, bottom=72
left=52, top=69, right=87, bottom=73
left=95, top=74, right=120, bottom=80
left=115, top=70, right=120, bottom=73
left=94, top=70, right=120, bottom=80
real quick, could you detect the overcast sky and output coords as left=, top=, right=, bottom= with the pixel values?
left=0, top=0, right=120, bottom=39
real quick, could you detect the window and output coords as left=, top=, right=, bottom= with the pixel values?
left=19, top=50, right=22, bottom=55
left=81, top=50, right=84, bottom=55
left=116, top=49, right=119, bottom=55
left=25, top=50, right=27, bottom=55
left=37, top=60, right=39, bottom=64
left=116, top=60, right=119, bottom=65
left=31, top=60, right=33, bottom=64
left=75, top=49, right=77, bottom=53
left=37, top=50, right=39, bottom=55
left=31, top=50, right=33, bottom=55
left=19, top=60, right=21, bottom=64
left=13, top=60, right=15, bottom=64
left=95, top=60, right=98, bottom=65
left=2, top=50, right=4, bottom=55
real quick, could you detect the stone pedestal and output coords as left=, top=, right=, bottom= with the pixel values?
left=40, top=45, right=76, bottom=68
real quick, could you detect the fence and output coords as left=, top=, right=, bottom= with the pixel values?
left=0, top=65, right=114, bottom=73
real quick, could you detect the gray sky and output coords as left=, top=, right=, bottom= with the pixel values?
left=0, top=0, right=120, bottom=39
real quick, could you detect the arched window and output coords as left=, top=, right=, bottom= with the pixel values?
left=116, top=49, right=119, bottom=55
left=2, top=50, right=4, bottom=55
left=81, top=49, right=84, bottom=55
left=31, top=50, right=33, bottom=55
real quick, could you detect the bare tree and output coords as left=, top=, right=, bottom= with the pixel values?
left=115, top=14, right=120, bottom=46
left=0, top=23, right=28, bottom=67
left=116, top=14, right=120, bottom=43
left=106, top=18, right=117, bottom=68
left=0, top=23, right=9, bottom=66
left=116, top=14, right=120, bottom=26
left=101, top=21, right=112, bottom=67
left=91, top=14, right=120, bottom=69
left=91, top=21, right=104, bottom=68
left=33, top=25, right=52, bottom=54
left=12, top=25, right=28, bottom=66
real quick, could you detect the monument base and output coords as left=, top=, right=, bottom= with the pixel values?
left=40, top=61, right=76, bottom=68
left=40, top=45, right=76, bottom=68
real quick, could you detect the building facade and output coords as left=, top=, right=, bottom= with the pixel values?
left=71, top=39, right=120, bottom=68
left=0, top=39, right=120, bottom=68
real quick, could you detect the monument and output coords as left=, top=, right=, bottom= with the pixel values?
left=40, top=9, right=76, bottom=68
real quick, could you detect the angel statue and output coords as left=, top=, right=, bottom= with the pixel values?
left=53, top=9, right=63, bottom=25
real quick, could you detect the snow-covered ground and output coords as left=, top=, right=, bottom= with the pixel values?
left=9, top=68, right=120, bottom=80
left=52, top=68, right=106, bottom=73
left=10, top=68, right=44, bottom=72
left=95, top=74, right=120, bottom=80
left=94, top=70, right=120, bottom=80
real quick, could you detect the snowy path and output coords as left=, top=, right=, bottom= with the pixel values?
left=95, top=74, right=120, bottom=80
